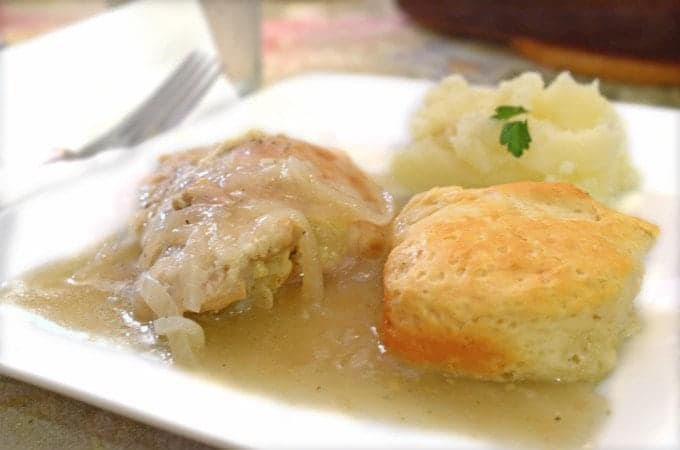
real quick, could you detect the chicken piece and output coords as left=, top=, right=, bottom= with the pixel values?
left=133, top=132, right=393, bottom=322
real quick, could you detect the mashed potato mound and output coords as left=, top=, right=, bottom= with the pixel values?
left=391, top=72, right=638, bottom=203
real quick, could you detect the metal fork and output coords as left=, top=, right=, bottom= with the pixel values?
left=0, top=51, right=222, bottom=209
left=50, top=50, right=222, bottom=162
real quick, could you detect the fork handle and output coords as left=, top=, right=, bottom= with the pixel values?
left=49, top=131, right=120, bottom=162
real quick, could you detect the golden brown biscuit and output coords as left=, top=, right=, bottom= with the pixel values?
left=383, top=182, right=658, bottom=382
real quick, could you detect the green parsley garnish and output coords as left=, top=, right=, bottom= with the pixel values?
left=499, top=120, right=531, bottom=157
left=491, top=105, right=531, bottom=157
left=491, top=105, right=529, bottom=120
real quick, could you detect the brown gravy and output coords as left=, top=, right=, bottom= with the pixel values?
left=0, top=240, right=609, bottom=449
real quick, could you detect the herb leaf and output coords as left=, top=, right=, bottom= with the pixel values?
left=500, top=120, right=531, bottom=157
left=492, top=105, right=529, bottom=120
left=492, top=105, right=532, bottom=157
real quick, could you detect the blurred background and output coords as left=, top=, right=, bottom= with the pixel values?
left=0, top=0, right=678, bottom=449
left=2, top=0, right=679, bottom=105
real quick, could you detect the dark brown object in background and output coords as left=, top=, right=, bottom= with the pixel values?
left=397, top=0, right=680, bottom=85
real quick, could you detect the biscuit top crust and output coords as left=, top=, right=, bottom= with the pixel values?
left=386, top=182, right=659, bottom=324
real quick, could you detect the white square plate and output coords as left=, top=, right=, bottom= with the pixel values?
left=1, top=74, right=678, bottom=448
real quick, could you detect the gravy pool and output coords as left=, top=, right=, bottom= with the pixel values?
left=1, top=239, right=608, bottom=449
